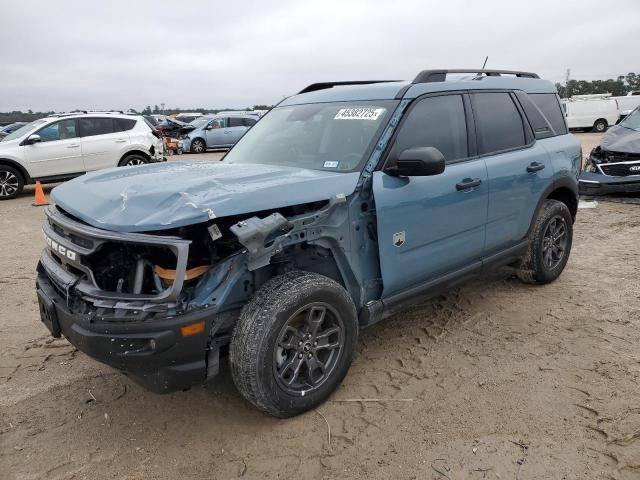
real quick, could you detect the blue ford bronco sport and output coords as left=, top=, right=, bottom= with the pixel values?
left=36, top=69, right=580, bottom=417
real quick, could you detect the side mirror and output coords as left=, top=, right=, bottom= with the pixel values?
left=27, top=134, right=41, bottom=144
left=385, top=147, right=445, bottom=177
left=205, top=125, right=213, bottom=130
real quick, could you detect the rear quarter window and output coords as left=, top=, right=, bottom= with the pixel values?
left=529, top=94, right=567, bottom=135
left=116, top=118, right=137, bottom=131
left=514, top=92, right=554, bottom=139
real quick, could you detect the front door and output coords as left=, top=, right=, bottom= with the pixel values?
left=373, top=93, right=489, bottom=297
left=24, top=118, right=83, bottom=177
left=205, top=117, right=227, bottom=147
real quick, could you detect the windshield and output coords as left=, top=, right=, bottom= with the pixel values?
left=224, top=101, right=396, bottom=172
left=619, top=108, right=640, bottom=131
left=2, top=119, right=47, bottom=142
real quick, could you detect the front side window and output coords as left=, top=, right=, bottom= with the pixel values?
left=392, top=94, right=468, bottom=163
left=37, top=119, right=78, bottom=142
left=473, top=92, right=526, bottom=154
left=209, top=118, right=226, bottom=129
left=224, top=101, right=396, bottom=172
left=79, top=117, right=115, bottom=137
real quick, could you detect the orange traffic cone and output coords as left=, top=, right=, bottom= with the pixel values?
left=32, top=181, right=49, bottom=206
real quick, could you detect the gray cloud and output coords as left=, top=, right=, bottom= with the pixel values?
left=1, top=0, right=638, bottom=111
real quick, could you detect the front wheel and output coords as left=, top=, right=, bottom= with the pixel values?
left=190, top=138, right=206, bottom=154
left=0, top=165, right=24, bottom=200
left=517, top=199, right=573, bottom=284
left=230, top=271, right=358, bottom=417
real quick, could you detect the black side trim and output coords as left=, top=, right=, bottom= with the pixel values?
left=34, top=172, right=85, bottom=184
left=360, top=239, right=529, bottom=328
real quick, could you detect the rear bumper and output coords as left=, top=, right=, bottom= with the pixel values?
left=36, top=270, right=216, bottom=392
left=579, top=171, right=640, bottom=195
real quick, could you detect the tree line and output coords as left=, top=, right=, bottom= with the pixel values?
left=0, top=105, right=274, bottom=125
left=555, top=72, right=640, bottom=98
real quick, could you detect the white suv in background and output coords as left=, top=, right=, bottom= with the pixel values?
left=0, top=112, right=165, bottom=199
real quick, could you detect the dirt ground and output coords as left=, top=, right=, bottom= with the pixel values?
left=2, top=133, right=640, bottom=479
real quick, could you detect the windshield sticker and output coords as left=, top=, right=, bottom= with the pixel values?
left=323, top=161, right=340, bottom=168
left=334, top=107, right=386, bottom=121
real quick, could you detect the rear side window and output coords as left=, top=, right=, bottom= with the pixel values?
left=228, top=117, right=244, bottom=127
left=514, top=92, right=554, bottom=139
left=79, top=117, right=115, bottom=137
left=243, top=117, right=257, bottom=127
left=529, top=94, right=567, bottom=135
left=394, top=94, right=468, bottom=163
left=472, top=92, right=526, bottom=154
left=115, top=118, right=137, bottom=131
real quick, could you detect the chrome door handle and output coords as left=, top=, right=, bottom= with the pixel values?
left=67, top=144, right=80, bottom=148
left=527, top=162, right=545, bottom=173
left=456, top=178, right=482, bottom=191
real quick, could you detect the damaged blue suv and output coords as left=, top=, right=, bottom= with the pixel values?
left=36, top=69, right=580, bottom=417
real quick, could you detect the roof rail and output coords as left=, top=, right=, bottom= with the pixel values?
left=298, top=80, right=401, bottom=94
left=47, top=110, right=126, bottom=117
left=413, top=69, right=540, bottom=84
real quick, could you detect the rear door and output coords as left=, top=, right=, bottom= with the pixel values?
left=473, top=91, right=552, bottom=254
left=227, top=116, right=248, bottom=144
left=373, top=92, right=489, bottom=296
left=79, top=117, right=129, bottom=170
left=24, top=118, right=83, bottom=177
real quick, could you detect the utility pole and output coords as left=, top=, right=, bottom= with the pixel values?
left=160, top=103, right=165, bottom=115
left=565, top=69, right=571, bottom=98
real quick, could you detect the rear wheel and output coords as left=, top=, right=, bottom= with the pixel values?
left=118, top=154, right=148, bottom=167
left=517, top=199, right=573, bottom=284
left=190, top=138, right=206, bottom=154
left=0, top=165, right=24, bottom=200
left=592, top=119, right=607, bottom=133
left=230, top=271, right=358, bottom=417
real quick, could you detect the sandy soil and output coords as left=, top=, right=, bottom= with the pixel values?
left=2, top=134, right=640, bottom=479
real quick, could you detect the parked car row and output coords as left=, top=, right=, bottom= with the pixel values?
left=0, top=112, right=164, bottom=199
left=0, top=122, right=27, bottom=141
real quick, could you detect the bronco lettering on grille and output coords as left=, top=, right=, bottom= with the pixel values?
left=44, top=234, right=77, bottom=261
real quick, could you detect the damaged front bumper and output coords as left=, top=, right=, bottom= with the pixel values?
left=579, top=149, right=640, bottom=195
left=36, top=205, right=220, bottom=392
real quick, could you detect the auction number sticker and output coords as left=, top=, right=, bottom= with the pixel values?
left=335, top=107, right=386, bottom=120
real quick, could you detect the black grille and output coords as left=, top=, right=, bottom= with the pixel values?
left=600, top=163, right=640, bottom=177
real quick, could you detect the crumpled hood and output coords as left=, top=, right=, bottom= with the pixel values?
left=601, top=125, right=640, bottom=154
left=52, top=161, right=360, bottom=232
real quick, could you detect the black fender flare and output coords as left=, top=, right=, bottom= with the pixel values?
left=525, top=175, right=578, bottom=238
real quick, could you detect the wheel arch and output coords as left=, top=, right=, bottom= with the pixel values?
left=0, top=158, right=31, bottom=184
left=526, top=176, right=578, bottom=237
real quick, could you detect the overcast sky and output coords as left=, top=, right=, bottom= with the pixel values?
left=1, top=0, right=638, bottom=112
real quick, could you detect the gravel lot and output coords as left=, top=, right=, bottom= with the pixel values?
left=2, top=133, right=640, bottom=479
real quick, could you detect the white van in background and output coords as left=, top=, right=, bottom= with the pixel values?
left=613, top=91, right=640, bottom=118
left=561, top=94, right=619, bottom=132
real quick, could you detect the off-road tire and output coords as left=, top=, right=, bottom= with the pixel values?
left=0, top=165, right=24, bottom=200
left=118, top=154, right=148, bottom=167
left=230, top=271, right=358, bottom=418
left=517, top=199, right=573, bottom=284
left=592, top=119, right=607, bottom=133
left=190, top=138, right=206, bottom=154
